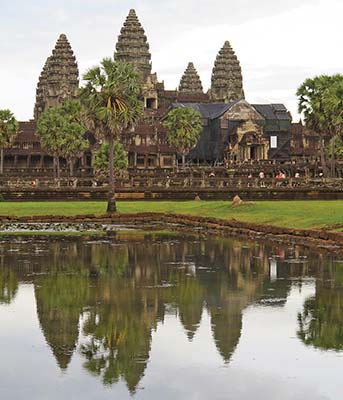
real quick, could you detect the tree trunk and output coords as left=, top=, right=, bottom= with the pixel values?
left=319, top=134, right=329, bottom=177
left=0, top=148, right=3, bottom=175
left=107, top=136, right=117, bottom=213
left=69, top=159, right=74, bottom=177
left=57, top=156, right=60, bottom=179
left=182, top=154, right=186, bottom=168
left=331, top=135, right=336, bottom=178
left=53, top=155, right=57, bottom=181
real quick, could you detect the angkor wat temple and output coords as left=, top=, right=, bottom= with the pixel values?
left=8, top=9, right=323, bottom=178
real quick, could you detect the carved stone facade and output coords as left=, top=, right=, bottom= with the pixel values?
left=179, top=63, right=204, bottom=94
left=34, top=34, right=79, bottom=120
left=210, top=41, right=245, bottom=103
left=223, top=102, right=269, bottom=162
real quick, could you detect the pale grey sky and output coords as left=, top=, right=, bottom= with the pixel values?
left=1, top=0, right=343, bottom=121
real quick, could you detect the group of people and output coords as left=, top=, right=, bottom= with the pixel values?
left=275, top=171, right=286, bottom=179
left=246, top=170, right=302, bottom=188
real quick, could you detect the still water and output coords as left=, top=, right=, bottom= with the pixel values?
left=0, top=232, right=342, bottom=400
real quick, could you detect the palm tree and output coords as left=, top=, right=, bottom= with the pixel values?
left=297, top=74, right=343, bottom=177
left=0, top=110, right=19, bottom=174
left=80, top=58, right=143, bottom=212
left=322, top=78, right=343, bottom=177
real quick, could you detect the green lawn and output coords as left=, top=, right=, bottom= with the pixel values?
left=0, top=200, right=342, bottom=230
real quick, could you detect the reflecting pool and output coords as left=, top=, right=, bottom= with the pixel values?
left=0, top=232, right=342, bottom=399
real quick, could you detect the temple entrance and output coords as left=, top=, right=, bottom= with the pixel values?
left=250, top=146, right=256, bottom=160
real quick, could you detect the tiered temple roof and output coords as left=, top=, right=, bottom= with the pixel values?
left=179, top=62, right=203, bottom=94
left=114, top=9, right=152, bottom=81
left=210, top=41, right=245, bottom=102
left=34, top=34, right=79, bottom=120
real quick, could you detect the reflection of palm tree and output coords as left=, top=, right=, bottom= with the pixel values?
left=298, top=288, right=343, bottom=351
left=0, top=268, right=18, bottom=305
left=298, top=261, right=343, bottom=351
left=81, top=279, right=160, bottom=394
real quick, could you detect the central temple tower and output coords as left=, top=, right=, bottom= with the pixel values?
left=114, top=9, right=152, bottom=82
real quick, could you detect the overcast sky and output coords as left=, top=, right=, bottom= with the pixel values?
left=1, top=0, right=343, bottom=121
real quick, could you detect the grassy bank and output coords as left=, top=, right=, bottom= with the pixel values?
left=0, top=200, right=342, bottom=230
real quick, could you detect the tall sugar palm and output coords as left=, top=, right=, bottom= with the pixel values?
left=0, top=110, right=19, bottom=174
left=297, top=74, right=343, bottom=177
left=80, top=58, right=143, bottom=212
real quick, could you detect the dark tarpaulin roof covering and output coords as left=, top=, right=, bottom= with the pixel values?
left=252, top=104, right=291, bottom=122
left=173, top=102, right=291, bottom=122
left=172, top=102, right=236, bottom=120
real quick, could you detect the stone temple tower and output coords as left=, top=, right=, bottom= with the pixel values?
left=179, top=62, right=203, bottom=94
left=114, top=9, right=152, bottom=82
left=34, top=34, right=79, bottom=120
left=210, top=41, right=245, bottom=103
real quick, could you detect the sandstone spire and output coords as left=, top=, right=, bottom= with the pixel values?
left=210, top=41, right=244, bottom=102
left=34, top=57, right=50, bottom=120
left=179, top=62, right=203, bottom=94
left=34, top=34, right=79, bottom=120
left=114, top=9, right=152, bottom=81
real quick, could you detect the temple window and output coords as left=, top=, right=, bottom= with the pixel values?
left=270, top=136, right=278, bottom=148
left=147, top=156, right=156, bottom=167
left=145, top=98, right=157, bottom=109
left=163, top=157, right=173, bottom=166
left=137, top=156, right=145, bottom=166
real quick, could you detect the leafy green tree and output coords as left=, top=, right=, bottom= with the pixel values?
left=326, top=135, right=343, bottom=167
left=322, top=78, right=343, bottom=176
left=37, top=101, right=88, bottom=180
left=163, top=106, right=202, bottom=167
left=80, top=58, right=143, bottom=213
left=298, top=287, right=343, bottom=351
left=0, top=268, right=18, bottom=305
left=59, top=101, right=89, bottom=177
left=37, top=107, right=66, bottom=180
left=93, top=142, right=128, bottom=179
left=0, top=109, right=19, bottom=174
left=297, top=74, right=343, bottom=177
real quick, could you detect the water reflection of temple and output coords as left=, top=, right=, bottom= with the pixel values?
left=0, top=235, right=341, bottom=392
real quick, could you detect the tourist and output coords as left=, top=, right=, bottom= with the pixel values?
left=275, top=171, right=282, bottom=186
left=247, top=173, right=252, bottom=187
left=259, top=171, right=265, bottom=187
